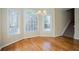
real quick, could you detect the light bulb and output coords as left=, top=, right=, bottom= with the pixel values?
left=36, top=10, right=41, bottom=14
left=43, top=10, right=47, bottom=15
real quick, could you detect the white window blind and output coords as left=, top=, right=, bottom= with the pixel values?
left=8, top=9, right=20, bottom=35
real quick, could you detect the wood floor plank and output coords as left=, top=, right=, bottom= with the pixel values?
left=1, top=36, right=79, bottom=51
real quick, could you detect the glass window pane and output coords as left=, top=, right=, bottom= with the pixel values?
left=25, top=11, right=37, bottom=33
left=8, top=9, right=20, bottom=35
left=44, top=15, right=51, bottom=31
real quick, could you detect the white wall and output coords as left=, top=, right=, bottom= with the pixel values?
left=55, top=8, right=71, bottom=36
left=74, top=8, right=79, bottom=39
left=0, top=9, right=1, bottom=40
left=0, top=9, right=2, bottom=47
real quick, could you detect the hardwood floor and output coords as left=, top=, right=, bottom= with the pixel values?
left=1, top=36, right=79, bottom=51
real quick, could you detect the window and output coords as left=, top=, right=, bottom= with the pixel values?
left=8, top=9, right=20, bottom=35
left=24, top=10, right=38, bottom=33
left=7, top=9, right=51, bottom=35
left=44, top=15, right=51, bottom=31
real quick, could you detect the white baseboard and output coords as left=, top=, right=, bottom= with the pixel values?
left=0, top=35, right=38, bottom=49
left=74, top=36, right=79, bottom=40
left=61, top=20, right=71, bottom=36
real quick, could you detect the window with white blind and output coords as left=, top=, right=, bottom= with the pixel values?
left=44, top=15, right=51, bottom=31
left=8, top=9, right=20, bottom=35
left=24, top=10, right=38, bottom=33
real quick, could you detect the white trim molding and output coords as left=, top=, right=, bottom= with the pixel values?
left=61, top=19, right=71, bottom=36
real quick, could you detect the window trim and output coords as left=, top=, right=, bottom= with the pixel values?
left=43, top=14, right=51, bottom=32
left=7, top=9, right=21, bottom=35
left=23, top=9, right=38, bottom=34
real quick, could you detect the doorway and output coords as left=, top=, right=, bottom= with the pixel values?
left=63, top=8, right=74, bottom=38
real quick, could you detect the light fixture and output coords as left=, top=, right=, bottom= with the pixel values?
left=36, top=10, right=42, bottom=14
left=43, top=10, right=47, bottom=15
left=36, top=10, right=47, bottom=15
